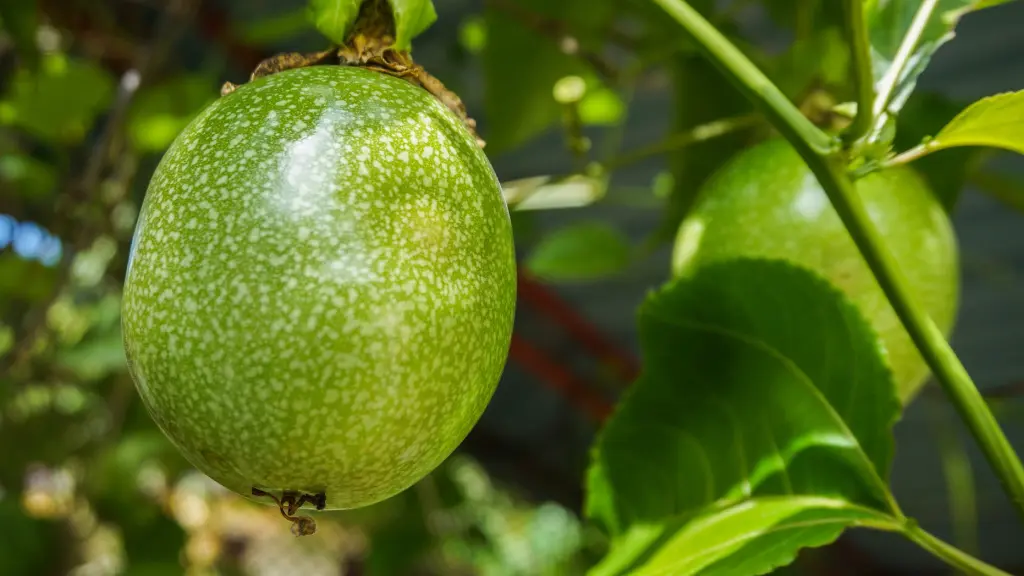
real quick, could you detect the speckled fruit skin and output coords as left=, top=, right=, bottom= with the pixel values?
left=672, top=139, right=959, bottom=404
left=121, top=66, right=517, bottom=510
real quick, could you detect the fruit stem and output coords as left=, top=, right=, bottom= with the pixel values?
left=651, top=0, right=1024, bottom=525
left=840, top=0, right=876, bottom=146
left=649, top=0, right=835, bottom=156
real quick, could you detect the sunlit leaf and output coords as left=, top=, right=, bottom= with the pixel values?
left=389, top=0, right=438, bottom=51
left=867, top=0, right=1010, bottom=115
left=586, top=259, right=901, bottom=575
left=526, top=222, right=631, bottom=281
left=0, top=54, right=115, bottom=144
left=916, top=90, right=1024, bottom=156
left=307, top=0, right=361, bottom=44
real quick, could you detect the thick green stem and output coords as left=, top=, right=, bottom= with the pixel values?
left=651, top=0, right=1024, bottom=522
left=650, top=0, right=834, bottom=155
left=904, top=523, right=1011, bottom=576
left=840, top=0, right=875, bottom=144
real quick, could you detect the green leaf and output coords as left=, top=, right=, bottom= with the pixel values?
left=481, top=0, right=614, bottom=153
left=127, top=74, right=217, bottom=153
left=307, top=0, right=361, bottom=44
left=585, top=259, right=901, bottom=575
left=389, top=0, right=437, bottom=51
left=867, top=0, right=1009, bottom=115
left=0, top=0, right=39, bottom=69
left=591, top=498, right=898, bottom=576
left=919, top=90, right=1024, bottom=156
left=0, top=54, right=115, bottom=144
left=306, top=0, right=436, bottom=50
left=525, top=222, right=630, bottom=281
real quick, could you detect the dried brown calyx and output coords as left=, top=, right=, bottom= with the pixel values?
left=251, top=487, right=326, bottom=537
left=220, top=0, right=484, bottom=148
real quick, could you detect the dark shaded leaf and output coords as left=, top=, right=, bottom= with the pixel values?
left=586, top=259, right=900, bottom=575
left=0, top=252, right=57, bottom=303
left=0, top=499, right=61, bottom=576
left=0, top=0, right=39, bottom=69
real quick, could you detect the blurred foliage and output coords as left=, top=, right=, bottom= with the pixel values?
left=0, top=0, right=1021, bottom=575
left=1, top=53, right=115, bottom=144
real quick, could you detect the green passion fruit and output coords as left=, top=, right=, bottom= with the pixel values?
left=121, top=65, right=517, bottom=512
left=672, top=139, right=959, bottom=404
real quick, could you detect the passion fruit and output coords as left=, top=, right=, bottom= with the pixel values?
left=672, top=139, right=959, bottom=403
left=122, top=65, right=516, bottom=512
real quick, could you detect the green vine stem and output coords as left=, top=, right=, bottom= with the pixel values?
left=650, top=0, right=1024, bottom=524
left=840, top=0, right=875, bottom=145
left=904, top=522, right=1010, bottom=576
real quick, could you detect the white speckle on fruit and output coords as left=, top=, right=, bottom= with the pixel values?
left=121, top=66, right=516, bottom=510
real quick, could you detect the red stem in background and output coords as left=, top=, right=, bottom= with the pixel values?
left=508, top=334, right=613, bottom=422
left=518, top=269, right=641, bottom=383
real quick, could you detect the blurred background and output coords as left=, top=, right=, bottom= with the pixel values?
left=1, top=0, right=1023, bottom=574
